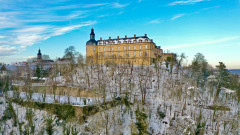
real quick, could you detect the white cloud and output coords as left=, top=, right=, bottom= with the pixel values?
left=169, top=0, right=209, bottom=5
left=149, top=19, right=161, bottom=24
left=26, top=56, right=36, bottom=59
left=51, top=21, right=96, bottom=36
left=11, top=21, right=96, bottom=47
left=13, top=26, right=51, bottom=34
left=0, top=36, right=6, bottom=38
left=164, top=36, right=239, bottom=49
left=171, top=14, right=185, bottom=20
left=0, top=45, right=18, bottom=56
left=111, top=2, right=129, bottom=8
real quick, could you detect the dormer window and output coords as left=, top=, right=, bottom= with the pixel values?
left=118, top=41, right=121, bottom=44
left=139, top=40, right=142, bottom=43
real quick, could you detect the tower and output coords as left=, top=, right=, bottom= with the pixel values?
left=37, top=48, right=42, bottom=61
left=86, top=28, right=98, bottom=64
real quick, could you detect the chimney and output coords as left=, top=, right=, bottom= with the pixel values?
left=117, top=36, right=119, bottom=39
left=109, top=37, right=111, bottom=40
left=100, top=37, right=102, bottom=41
left=145, top=34, right=147, bottom=37
left=134, top=34, right=136, bottom=38
left=125, top=35, right=127, bottom=38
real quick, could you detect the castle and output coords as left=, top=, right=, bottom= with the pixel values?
left=86, top=28, right=175, bottom=65
left=33, top=29, right=175, bottom=66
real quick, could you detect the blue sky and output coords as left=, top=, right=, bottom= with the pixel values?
left=0, top=0, right=240, bottom=69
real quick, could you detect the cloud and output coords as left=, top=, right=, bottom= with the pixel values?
left=12, top=21, right=96, bottom=47
left=0, top=45, right=18, bottom=56
left=0, top=0, right=128, bottom=59
left=51, top=21, right=96, bottom=37
left=171, top=14, right=185, bottom=20
left=149, top=19, right=162, bottom=24
left=165, top=36, right=240, bottom=49
left=26, top=56, right=36, bottom=59
left=169, top=0, right=209, bottom=6
left=111, top=2, right=129, bottom=8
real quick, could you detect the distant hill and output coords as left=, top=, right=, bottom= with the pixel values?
left=229, top=69, right=240, bottom=76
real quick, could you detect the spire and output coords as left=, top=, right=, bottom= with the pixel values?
left=37, top=48, right=42, bottom=60
left=90, top=27, right=95, bottom=40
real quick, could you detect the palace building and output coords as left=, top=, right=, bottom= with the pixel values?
left=86, top=28, right=175, bottom=65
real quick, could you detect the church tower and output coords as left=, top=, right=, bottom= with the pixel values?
left=86, top=28, right=98, bottom=64
left=37, top=48, right=42, bottom=61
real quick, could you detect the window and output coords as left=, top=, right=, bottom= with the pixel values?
left=139, top=45, right=141, bottom=49
left=99, top=48, right=101, bottom=51
left=145, top=51, right=148, bottom=56
left=139, top=52, right=141, bottom=56
left=103, top=53, right=105, bottom=58
left=145, top=45, right=148, bottom=49
left=103, top=47, right=105, bottom=51
left=134, top=46, right=136, bottom=50
left=124, top=52, right=126, bottom=57
left=128, top=46, right=130, bottom=50
left=134, top=52, right=136, bottom=57
left=118, top=46, right=120, bottom=51
left=112, top=53, right=114, bottom=57
left=93, top=48, right=95, bottom=51
left=124, top=46, right=126, bottom=50
left=128, top=52, right=130, bottom=57
left=112, top=47, right=114, bottom=51
left=118, top=52, right=120, bottom=57
left=108, top=47, right=110, bottom=51
left=108, top=53, right=110, bottom=57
